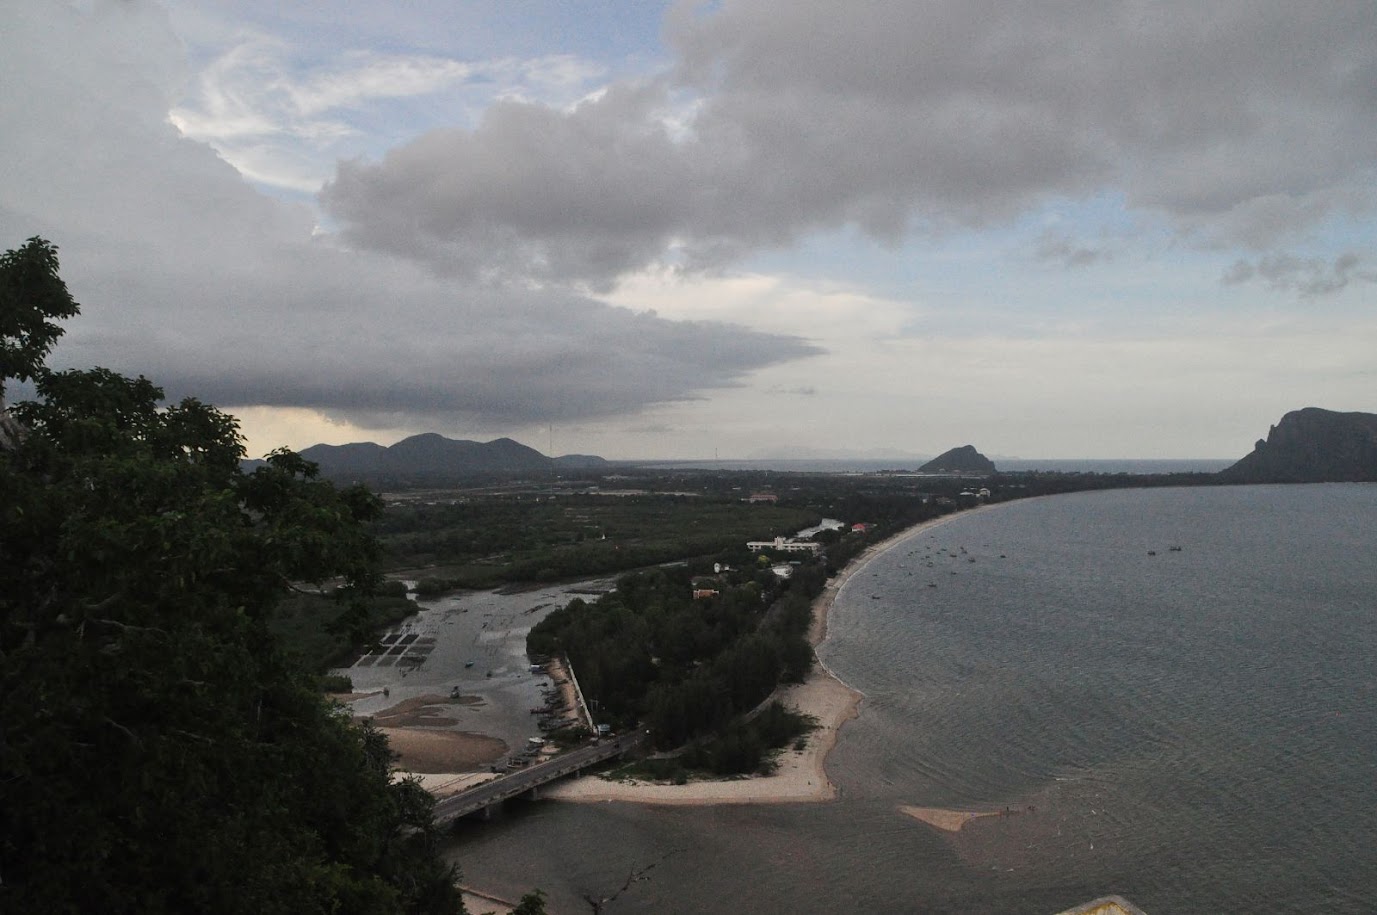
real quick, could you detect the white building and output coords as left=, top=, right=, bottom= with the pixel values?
left=746, top=536, right=822, bottom=555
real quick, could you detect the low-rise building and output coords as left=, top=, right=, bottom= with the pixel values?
left=746, top=536, right=822, bottom=555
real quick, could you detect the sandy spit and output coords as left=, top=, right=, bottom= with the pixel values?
left=542, top=668, right=860, bottom=805
left=545, top=505, right=997, bottom=806
left=898, top=805, right=1005, bottom=832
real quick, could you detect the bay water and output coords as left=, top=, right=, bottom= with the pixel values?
left=449, top=484, right=1377, bottom=913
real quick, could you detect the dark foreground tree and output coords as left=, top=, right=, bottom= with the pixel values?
left=0, top=239, right=462, bottom=913
left=0, top=236, right=79, bottom=406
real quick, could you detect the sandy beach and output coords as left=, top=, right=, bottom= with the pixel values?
left=543, top=665, right=860, bottom=804
left=545, top=505, right=994, bottom=806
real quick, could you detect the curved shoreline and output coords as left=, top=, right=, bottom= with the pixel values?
left=545, top=503, right=999, bottom=806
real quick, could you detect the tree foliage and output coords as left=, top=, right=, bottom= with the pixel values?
left=511, top=889, right=549, bottom=915
left=0, top=238, right=462, bottom=914
left=0, top=237, right=79, bottom=404
left=529, top=559, right=824, bottom=771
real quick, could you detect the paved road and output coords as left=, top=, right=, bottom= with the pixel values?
left=434, top=732, right=644, bottom=824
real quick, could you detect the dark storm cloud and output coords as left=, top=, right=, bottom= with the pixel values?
left=0, top=2, right=817, bottom=427
left=323, top=1, right=1377, bottom=287
left=323, top=82, right=695, bottom=291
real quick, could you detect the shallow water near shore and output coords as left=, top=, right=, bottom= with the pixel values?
left=338, top=577, right=616, bottom=764
left=449, top=484, right=1377, bottom=914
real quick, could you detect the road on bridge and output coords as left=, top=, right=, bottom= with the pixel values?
left=434, top=732, right=644, bottom=824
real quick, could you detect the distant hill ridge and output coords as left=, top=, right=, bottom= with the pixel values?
left=268, top=433, right=608, bottom=483
left=1219, top=407, right=1377, bottom=483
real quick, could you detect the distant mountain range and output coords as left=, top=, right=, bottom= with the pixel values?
left=1219, top=407, right=1377, bottom=483
left=255, top=433, right=608, bottom=484
left=254, top=408, right=1376, bottom=487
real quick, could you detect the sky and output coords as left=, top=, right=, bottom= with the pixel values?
left=3, top=1, right=1374, bottom=461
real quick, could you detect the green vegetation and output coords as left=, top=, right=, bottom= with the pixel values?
left=625, top=703, right=817, bottom=781
left=527, top=551, right=830, bottom=775
left=269, top=587, right=417, bottom=673
left=0, top=239, right=463, bottom=914
left=377, top=494, right=817, bottom=589
left=0, top=236, right=79, bottom=403
left=518, top=477, right=976, bottom=775
left=511, top=889, right=549, bottom=915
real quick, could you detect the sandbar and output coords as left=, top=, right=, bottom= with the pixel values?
left=898, top=805, right=1005, bottom=832
left=380, top=727, right=507, bottom=774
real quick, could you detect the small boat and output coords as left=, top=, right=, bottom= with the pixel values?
left=464, top=659, right=475, bottom=668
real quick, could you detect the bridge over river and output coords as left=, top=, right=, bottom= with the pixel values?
left=434, top=732, right=644, bottom=824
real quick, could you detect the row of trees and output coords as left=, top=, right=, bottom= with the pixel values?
left=1, top=239, right=467, bottom=913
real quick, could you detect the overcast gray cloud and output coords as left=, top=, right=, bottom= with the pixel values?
left=324, top=81, right=694, bottom=289
left=7, top=1, right=1375, bottom=462
left=1034, top=232, right=1110, bottom=270
left=0, top=1, right=816, bottom=433
left=1222, top=251, right=1374, bottom=298
left=323, top=0, right=1377, bottom=287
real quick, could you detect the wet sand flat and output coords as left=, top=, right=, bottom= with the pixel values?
left=379, top=727, right=507, bottom=773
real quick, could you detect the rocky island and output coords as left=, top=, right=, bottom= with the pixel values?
left=919, top=444, right=997, bottom=474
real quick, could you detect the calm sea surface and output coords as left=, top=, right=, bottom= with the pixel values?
left=448, top=484, right=1377, bottom=914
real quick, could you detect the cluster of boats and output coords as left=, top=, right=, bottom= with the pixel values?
left=530, top=677, right=580, bottom=735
